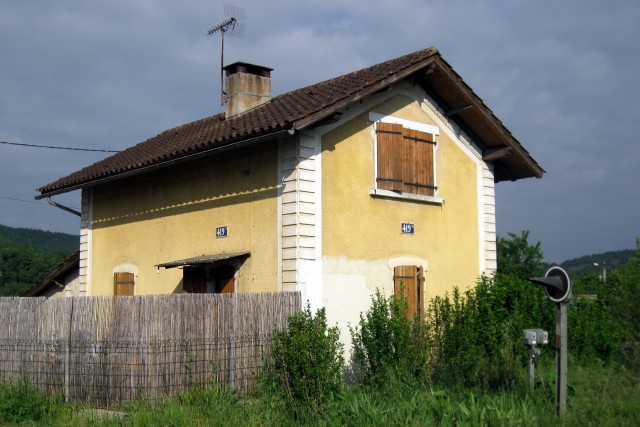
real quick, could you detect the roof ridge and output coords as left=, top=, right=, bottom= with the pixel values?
left=274, top=46, right=439, bottom=101
left=36, top=45, right=541, bottom=195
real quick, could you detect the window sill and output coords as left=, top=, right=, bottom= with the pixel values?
left=369, top=188, right=444, bottom=205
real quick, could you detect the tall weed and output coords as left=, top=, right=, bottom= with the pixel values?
left=261, top=304, right=344, bottom=414
left=350, top=289, right=429, bottom=385
left=427, top=274, right=553, bottom=390
left=0, top=381, right=62, bottom=424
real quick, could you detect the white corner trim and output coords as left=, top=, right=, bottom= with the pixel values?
left=369, top=188, right=444, bottom=205
left=79, top=187, right=93, bottom=296
left=368, top=112, right=440, bottom=135
left=477, top=160, right=485, bottom=274
left=314, top=130, right=323, bottom=268
left=276, top=139, right=284, bottom=291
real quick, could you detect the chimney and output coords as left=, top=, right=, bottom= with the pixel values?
left=223, top=62, right=273, bottom=119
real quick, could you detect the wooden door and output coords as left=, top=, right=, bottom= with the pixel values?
left=213, top=265, right=235, bottom=294
left=393, top=265, right=423, bottom=317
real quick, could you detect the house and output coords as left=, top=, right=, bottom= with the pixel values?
left=36, top=47, right=543, bottom=339
left=22, top=250, right=80, bottom=297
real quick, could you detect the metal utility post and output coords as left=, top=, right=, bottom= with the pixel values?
left=593, top=262, right=607, bottom=283
left=556, top=302, right=568, bottom=416
left=529, top=266, right=572, bottom=418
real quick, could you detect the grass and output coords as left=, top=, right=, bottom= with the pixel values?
left=534, top=361, right=640, bottom=426
left=1, top=361, right=638, bottom=426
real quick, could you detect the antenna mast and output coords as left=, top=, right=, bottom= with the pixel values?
left=207, top=5, right=245, bottom=106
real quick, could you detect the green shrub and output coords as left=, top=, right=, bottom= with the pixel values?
left=569, top=297, right=619, bottom=362
left=427, top=274, right=553, bottom=390
left=350, top=289, right=429, bottom=385
left=262, top=304, right=344, bottom=414
left=0, top=381, right=53, bottom=424
left=605, top=241, right=640, bottom=344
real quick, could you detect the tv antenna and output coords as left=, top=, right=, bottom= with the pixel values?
left=207, top=4, right=246, bottom=106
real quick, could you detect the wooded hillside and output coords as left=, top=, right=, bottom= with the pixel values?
left=0, top=224, right=78, bottom=296
left=560, top=249, right=635, bottom=277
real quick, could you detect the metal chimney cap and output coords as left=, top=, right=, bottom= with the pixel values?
left=223, top=62, right=273, bottom=77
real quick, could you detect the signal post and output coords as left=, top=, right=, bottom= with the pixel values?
left=529, top=267, right=572, bottom=417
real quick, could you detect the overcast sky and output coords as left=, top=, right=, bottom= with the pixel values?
left=1, top=1, right=638, bottom=262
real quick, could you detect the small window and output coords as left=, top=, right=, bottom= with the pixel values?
left=114, top=272, right=135, bottom=296
left=393, top=265, right=423, bottom=317
left=376, top=122, right=437, bottom=197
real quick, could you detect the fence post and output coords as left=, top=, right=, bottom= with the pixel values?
left=64, top=298, right=74, bottom=403
left=151, top=340, right=157, bottom=401
left=227, top=336, right=234, bottom=389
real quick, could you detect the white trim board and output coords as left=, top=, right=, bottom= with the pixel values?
left=368, top=112, right=440, bottom=135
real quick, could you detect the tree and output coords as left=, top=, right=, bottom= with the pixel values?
left=497, top=230, right=547, bottom=279
left=605, top=238, right=640, bottom=344
left=0, top=238, right=67, bottom=296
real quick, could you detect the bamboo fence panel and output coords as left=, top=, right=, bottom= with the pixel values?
left=0, top=292, right=301, bottom=406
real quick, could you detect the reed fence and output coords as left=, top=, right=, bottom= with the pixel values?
left=0, top=292, right=301, bottom=406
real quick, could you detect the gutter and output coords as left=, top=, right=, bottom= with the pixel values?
left=35, top=129, right=295, bottom=200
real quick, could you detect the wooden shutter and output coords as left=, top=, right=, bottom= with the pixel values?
left=393, top=265, right=423, bottom=317
left=183, top=267, right=208, bottom=293
left=114, top=272, right=135, bottom=296
left=403, top=128, right=436, bottom=196
left=402, top=128, right=418, bottom=194
left=376, top=122, right=403, bottom=191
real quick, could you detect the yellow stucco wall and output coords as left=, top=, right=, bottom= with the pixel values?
left=321, top=95, right=481, bottom=316
left=89, top=143, right=279, bottom=295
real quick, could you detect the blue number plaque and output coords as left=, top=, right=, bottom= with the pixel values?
left=401, top=223, right=414, bottom=234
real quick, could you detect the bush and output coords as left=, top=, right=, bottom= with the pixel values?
left=262, top=304, right=344, bottom=414
left=605, top=240, right=640, bottom=344
left=569, top=296, right=619, bottom=362
left=0, top=381, right=54, bottom=424
left=350, top=289, right=429, bottom=385
left=427, top=274, right=553, bottom=390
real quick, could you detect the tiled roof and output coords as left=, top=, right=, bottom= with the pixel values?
left=37, top=46, right=542, bottom=195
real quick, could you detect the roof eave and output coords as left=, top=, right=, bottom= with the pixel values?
left=425, top=56, right=544, bottom=181
left=291, top=53, right=543, bottom=182
left=35, top=128, right=294, bottom=199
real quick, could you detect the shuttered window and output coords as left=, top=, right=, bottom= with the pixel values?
left=376, top=122, right=436, bottom=196
left=114, top=272, right=135, bottom=296
left=393, top=265, right=423, bottom=317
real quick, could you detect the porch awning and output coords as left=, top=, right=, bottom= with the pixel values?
left=156, top=252, right=250, bottom=269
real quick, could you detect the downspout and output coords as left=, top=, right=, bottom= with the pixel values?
left=47, top=197, right=81, bottom=216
